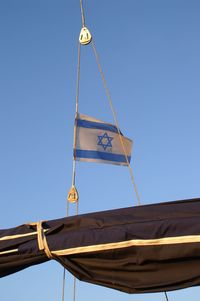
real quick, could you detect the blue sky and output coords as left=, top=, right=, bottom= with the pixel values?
left=0, top=0, right=200, bottom=300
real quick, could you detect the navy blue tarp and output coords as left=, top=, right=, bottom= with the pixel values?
left=1, top=198, right=200, bottom=293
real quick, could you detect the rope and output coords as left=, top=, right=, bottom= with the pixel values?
left=63, top=39, right=82, bottom=301
left=62, top=203, right=79, bottom=301
left=62, top=268, right=66, bottom=301
left=72, top=41, right=81, bottom=187
left=61, top=201, right=69, bottom=301
left=62, top=0, right=83, bottom=294
left=72, top=201, right=79, bottom=301
left=71, top=42, right=81, bottom=301
left=36, top=221, right=53, bottom=259
left=73, top=276, right=77, bottom=301
left=79, top=0, right=85, bottom=27
left=164, top=292, right=169, bottom=301
left=91, top=39, right=141, bottom=206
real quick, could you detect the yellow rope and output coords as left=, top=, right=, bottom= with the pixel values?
left=35, top=221, right=53, bottom=259
left=91, top=39, right=141, bottom=206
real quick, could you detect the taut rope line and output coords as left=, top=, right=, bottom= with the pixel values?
left=91, top=39, right=141, bottom=206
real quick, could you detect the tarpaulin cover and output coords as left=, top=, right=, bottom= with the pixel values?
left=1, top=198, right=200, bottom=293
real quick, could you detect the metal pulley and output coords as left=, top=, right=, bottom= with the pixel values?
left=67, top=185, right=79, bottom=203
left=79, top=27, right=92, bottom=45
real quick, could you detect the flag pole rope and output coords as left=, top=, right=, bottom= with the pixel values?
left=62, top=40, right=81, bottom=301
left=165, top=292, right=169, bottom=301
left=91, top=40, right=141, bottom=206
left=61, top=268, right=66, bottom=301
left=79, top=0, right=85, bottom=28
left=71, top=41, right=81, bottom=187
left=67, top=3, right=86, bottom=300
left=63, top=3, right=83, bottom=301
left=61, top=200, right=69, bottom=301
left=69, top=42, right=81, bottom=301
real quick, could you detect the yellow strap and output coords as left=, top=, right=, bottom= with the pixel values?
left=36, top=221, right=53, bottom=259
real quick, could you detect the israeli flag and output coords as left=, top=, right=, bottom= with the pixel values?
left=74, top=114, right=133, bottom=166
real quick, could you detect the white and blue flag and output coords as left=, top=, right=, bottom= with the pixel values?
left=74, top=114, right=133, bottom=166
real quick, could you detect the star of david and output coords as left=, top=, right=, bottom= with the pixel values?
left=97, top=132, right=113, bottom=151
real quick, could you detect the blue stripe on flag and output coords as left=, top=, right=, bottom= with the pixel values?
left=75, top=149, right=131, bottom=163
left=77, top=119, right=122, bottom=135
